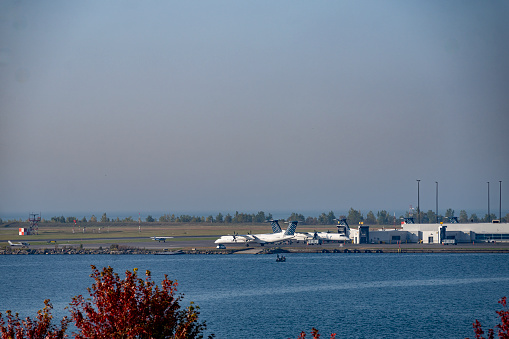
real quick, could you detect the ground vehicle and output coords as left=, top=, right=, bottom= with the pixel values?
left=442, top=239, right=457, bottom=245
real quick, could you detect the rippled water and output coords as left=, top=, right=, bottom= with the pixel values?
left=1, top=253, right=508, bottom=338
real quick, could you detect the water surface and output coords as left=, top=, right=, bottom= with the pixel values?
left=1, top=253, right=507, bottom=338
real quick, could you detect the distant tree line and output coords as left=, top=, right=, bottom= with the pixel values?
left=3, top=209, right=507, bottom=225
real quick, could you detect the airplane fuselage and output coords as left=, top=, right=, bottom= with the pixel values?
left=214, top=233, right=294, bottom=245
left=8, top=241, right=29, bottom=247
left=292, top=232, right=349, bottom=242
left=215, top=221, right=299, bottom=247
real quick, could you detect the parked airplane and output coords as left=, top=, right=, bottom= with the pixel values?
left=292, top=219, right=350, bottom=242
left=8, top=240, right=29, bottom=247
left=214, top=220, right=298, bottom=246
left=214, top=219, right=282, bottom=245
left=150, top=236, right=173, bottom=242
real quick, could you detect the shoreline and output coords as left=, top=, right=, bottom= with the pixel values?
left=2, top=244, right=509, bottom=255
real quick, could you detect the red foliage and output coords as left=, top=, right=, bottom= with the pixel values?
left=471, top=297, right=509, bottom=339
left=0, top=299, right=69, bottom=339
left=291, top=328, right=336, bottom=339
left=68, top=265, right=208, bottom=338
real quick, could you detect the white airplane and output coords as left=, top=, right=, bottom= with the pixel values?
left=150, top=236, right=173, bottom=242
left=214, top=220, right=299, bottom=246
left=292, top=219, right=350, bottom=242
left=8, top=240, right=30, bottom=247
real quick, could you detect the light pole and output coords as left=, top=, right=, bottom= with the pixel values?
left=500, top=181, right=502, bottom=221
left=436, top=181, right=438, bottom=223
left=417, top=179, right=421, bottom=224
left=487, top=182, right=490, bottom=223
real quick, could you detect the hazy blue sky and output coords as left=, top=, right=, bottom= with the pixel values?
left=1, top=1, right=508, bottom=219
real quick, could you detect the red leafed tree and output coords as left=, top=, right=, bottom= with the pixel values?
left=0, top=299, right=69, bottom=339
left=68, top=265, right=209, bottom=339
left=290, top=328, right=336, bottom=339
left=471, top=297, right=509, bottom=339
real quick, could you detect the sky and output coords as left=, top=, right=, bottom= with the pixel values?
left=1, top=1, right=508, bottom=220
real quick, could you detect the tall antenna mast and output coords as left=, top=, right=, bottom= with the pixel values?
left=29, top=212, right=41, bottom=235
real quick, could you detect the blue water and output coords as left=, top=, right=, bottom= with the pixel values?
left=1, top=253, right=508, bottom=338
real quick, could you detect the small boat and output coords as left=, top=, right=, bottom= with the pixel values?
left=276, top=254, right=286, bottom=262
left=155, top=250, right=184, bottom=255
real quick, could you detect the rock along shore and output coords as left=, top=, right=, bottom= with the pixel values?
left=2, top=244, right=509, bottom=255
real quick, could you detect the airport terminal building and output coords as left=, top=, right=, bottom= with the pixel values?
left=348, top=219, right=509, bottom=244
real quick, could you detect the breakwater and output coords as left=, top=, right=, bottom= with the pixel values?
left=0, top=247, right=233, bottom=255
left=2, top=245, right=509, bottom=255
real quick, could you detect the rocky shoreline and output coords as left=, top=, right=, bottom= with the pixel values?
left=2, top=245, right=509, bottom=255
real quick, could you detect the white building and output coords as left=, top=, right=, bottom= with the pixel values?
left=348, top=220, right=509, bottom=244
left=402, top=220, right=509, bottom=244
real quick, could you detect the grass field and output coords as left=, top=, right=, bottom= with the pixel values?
left=2, top=222, right=509, bottom=253
left=0, top=221, right=338, bottom=244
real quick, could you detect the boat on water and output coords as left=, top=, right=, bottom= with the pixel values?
left=276, top=254, right=286, bottom=262
left=155, top=250, right=184, bottom=255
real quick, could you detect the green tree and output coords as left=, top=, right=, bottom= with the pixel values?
left=51, top=216, right=65, bottom=223
left=470, top=213, right=479, bottom=223
left=347, top=208, right=364, bottom=226
left=318, top=213, right=328, bottom=225
left=305, top=216, right=318, bottom=225
left=159, top=214, right=171, bottom=222
left=421, top=212, right=430, bottom=224
left=232, top=212, right=251, bottom=223
left=224, top=214, right=232, bottom=223
left=177, top=215, right=192, bottom=222
left=146, top=215, right=155, bottom=222
left=206, top=215, right=214, bottom=223
left=482, top=213, right=497, bottom=223
left=459, top=210, right=469, bottom=223
left=445, top=208, right=455, bottom=219
left=426, top=210, right=437, bottom=224
left=190, top=216, right=203, bottom=223
left=377, top=210, right=390, bottom=225
left=327, top=211, right=336, bottom=224
left=81, top=216, right=87, bottom=223
left=265, top=212, right=273, bottom=222
left=89, top=215, right=97, bottom=222
left=253, top=211, right=266, bottom=223
left=288, top=212, right=305, bottom=223
left=215, top=213, right=223, bottom=223
left=365, top=211, right=376, bottom=225
left=100, top=213, right=109, bottom=223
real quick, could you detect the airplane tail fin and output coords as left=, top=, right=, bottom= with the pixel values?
left=269, top=220, right=282, bottom=233
left=284, top=221, right=298, bottom=236
left=8, top=240, right=13, bottom=245
left=336, top=219, right=350, bottom=236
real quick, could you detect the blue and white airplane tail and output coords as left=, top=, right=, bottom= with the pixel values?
left=269, top=220, right=283, bottom=233
left=336, top=219, right=350, bottom=236
left=284, top=221, right=298, bottom=236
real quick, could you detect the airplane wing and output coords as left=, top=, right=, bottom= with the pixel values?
left=292, top=232, right=313, bottom=241
left=246, top=235, right=265, bottom=244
